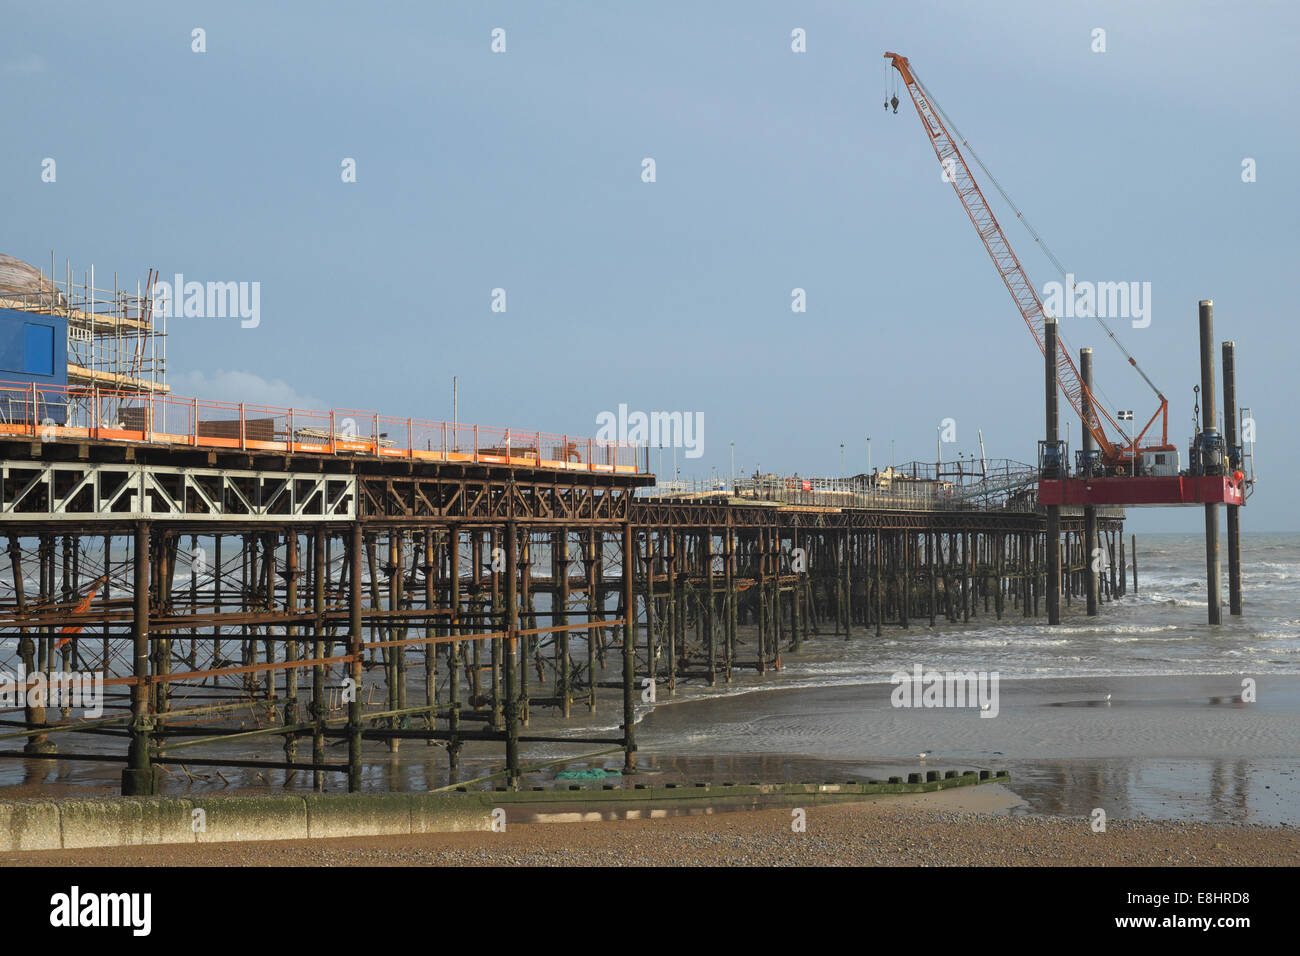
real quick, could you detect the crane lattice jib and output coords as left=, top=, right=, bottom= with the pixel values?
left=885, top=52, right=1126, bottom=463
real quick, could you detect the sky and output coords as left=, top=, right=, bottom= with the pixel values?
left=4, top=1, right=1297, bottom=532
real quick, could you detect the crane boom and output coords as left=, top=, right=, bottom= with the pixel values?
left=885, top=52, right=1169, bottom=469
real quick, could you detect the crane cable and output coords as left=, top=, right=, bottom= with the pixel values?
left=909, top=66, right=1165, bottom=417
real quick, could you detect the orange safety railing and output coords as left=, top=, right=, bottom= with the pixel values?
left=0, top=379, right=648, bottom=475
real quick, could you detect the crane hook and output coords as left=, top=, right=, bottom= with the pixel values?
left=891, top=94, right=900, bottom=113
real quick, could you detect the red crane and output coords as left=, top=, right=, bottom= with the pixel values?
left=884, top=51, right=1173, bottom=474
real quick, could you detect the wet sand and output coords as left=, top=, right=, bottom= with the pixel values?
left=624, top=673, right=1300, bottom=825
left=3, top=785, right=1295, bottom=867
left=4, top=674, right=1298, bottom=830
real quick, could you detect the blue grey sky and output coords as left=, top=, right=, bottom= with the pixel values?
left=5, top=1, right=1296, bottom=531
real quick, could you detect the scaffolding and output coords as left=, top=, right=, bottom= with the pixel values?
left=0, top=252, right=167, bottom=428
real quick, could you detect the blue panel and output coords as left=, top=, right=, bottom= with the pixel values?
left=0, top=308, right=67, bottom=383
left=23, top=323, right=55, bottom=376
left=0, top=308, right=69, bottom=424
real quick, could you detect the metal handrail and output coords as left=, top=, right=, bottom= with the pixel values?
left=0, top=378, right=647, bottom=475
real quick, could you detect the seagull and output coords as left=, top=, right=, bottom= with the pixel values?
left=916, top=751, right=930, bottom=760
left=1105, top=694, right=1112, bottom=703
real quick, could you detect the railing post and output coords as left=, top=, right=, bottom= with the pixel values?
left=441, top=422, right=446, bottom=458
left=587, top=438, right=592, bottom=471
left=29, top=383, right=36, bottom=437
left=407, top=418, right=413, bottom=457
left=329, top=411, right=336, bottom=455
left=372, top=413, right=379, bottom=454
left=288, top=407, right=295, bottom=452
left=239, top=402, right=246, bottom=450
left=474, top=424, right=479, bottom=460
left=192, top=397, right=199, bottom=446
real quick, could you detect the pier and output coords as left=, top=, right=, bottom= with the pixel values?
left=0, top=394, right=1126, bottom=794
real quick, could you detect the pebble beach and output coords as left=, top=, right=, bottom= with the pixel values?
left=4, top=786, right=1296, bottom=867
